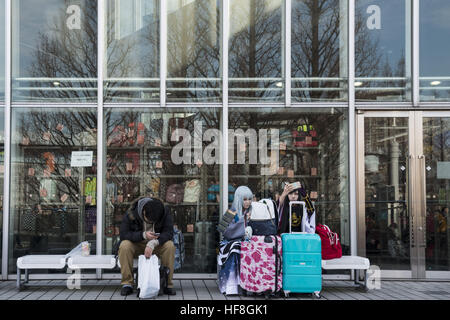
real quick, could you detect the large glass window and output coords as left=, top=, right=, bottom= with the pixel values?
left=355, top=0, right=411, bottom=102
left=0, top=0, right=5, bottom=101
left=9, top=108, right=97, bottom=273
left=167, top=0, right=221, bottom=102
left=12, top=0, right=97, bottom=102
left=103, top=108, right=221, bottom=273
left=105, top=0, right=159, bottom=103
left=420, top=0, right=450, bottom=101
left=291, top=0, right=348, bottom=102
left=229, top=0, right=283, bottom=102
left=228, top=107, right=350, bottom=253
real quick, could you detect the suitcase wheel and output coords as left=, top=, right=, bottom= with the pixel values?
left=312, top=292, right=321, bottom=299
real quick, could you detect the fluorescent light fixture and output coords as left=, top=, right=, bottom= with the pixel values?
left=354, top=81, right=363, bottom=87
left=430, top=81, right=441, bottom=86
left=275, top=82, right=283, bottom=88
left=53, top=81, right=60, bottom=86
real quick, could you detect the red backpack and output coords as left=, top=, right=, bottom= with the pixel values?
left=315, top=224, right=342, bottom=260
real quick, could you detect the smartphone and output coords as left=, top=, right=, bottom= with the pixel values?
left=289, top=181, right=302, bottom=189
left=154, top=233, right=160, bottom=236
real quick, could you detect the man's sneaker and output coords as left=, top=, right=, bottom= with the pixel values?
left=163, top=287, right=176, bottom=296
left=120, top=285, right=133, bottom=296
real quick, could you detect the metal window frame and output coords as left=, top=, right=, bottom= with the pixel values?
left=348, top=0, right=357, bottom=257
left=2, top=0, right=11, bottom=280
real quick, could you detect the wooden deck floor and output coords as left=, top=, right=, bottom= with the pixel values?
left=1, top=279, right=450, bottom=300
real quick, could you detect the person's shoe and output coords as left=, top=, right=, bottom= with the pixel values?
left=163, top=287, right=176, bottom=296
left=120, top=285, right=133, bottom=296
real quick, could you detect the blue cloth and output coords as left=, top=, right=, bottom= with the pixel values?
left=218, top=240, right=241, bottom=295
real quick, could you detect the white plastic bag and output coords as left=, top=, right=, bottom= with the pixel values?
left=137, top=255, right=160, bottom=299
left=65, top=241, right=91, bottom=258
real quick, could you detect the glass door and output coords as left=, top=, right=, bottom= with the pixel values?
left=422, top=112, right=450, bottom=279
left=357, top=111, right=413, bottom=278
left=358, top=111, right=450, bottom=280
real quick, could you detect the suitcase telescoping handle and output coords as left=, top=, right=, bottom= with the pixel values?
left=288, top=201, right=307, bottom=234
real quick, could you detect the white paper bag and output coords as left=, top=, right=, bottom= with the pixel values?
left=137, top=255, right=160, bottom=299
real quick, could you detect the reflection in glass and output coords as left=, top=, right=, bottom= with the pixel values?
left=420, top=1, right=450, bottom=101
left=104, top=108, right=221, bottom=273
left=355, top=0, right=410, bottom=102
left=0, top=0, right=5, bottom=101
left=12, top=0, right=97, bottom=102
left=291, top=0, right=348, bottom=102
left=229, top=0, right=283, bottom=102
left=167, top=0, right=221, bottom=102
left=228, top=107, right=350, bottom=252
left=364, top=117, right=410, bottom=270
left=0, top=108, right=4, bottom=268
left=105, top=0, right=160, bottom=102
left=9, top=108, right=97, bottom=273
left=423, top=118, right=450, bottom=270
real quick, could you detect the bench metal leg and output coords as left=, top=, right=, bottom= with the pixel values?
left=17, top=268, right=21, bottom=289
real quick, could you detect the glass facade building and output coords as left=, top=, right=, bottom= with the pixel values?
left=1, top=0, right=449, bottom=280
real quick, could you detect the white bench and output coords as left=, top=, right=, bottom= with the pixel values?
left=17, top=254, right=139, bottom=290
left=67, top=255, right=117, bottom=270
left=321, top=256, right=371, bottom=291
left=16, top=255, right=68, bottom=290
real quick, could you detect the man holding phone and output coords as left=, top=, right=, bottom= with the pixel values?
left=118, top=197, right=176, bottom=296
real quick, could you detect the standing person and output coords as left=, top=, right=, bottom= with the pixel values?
left=277, top=182, right=315, bottom=234
left=118, top=197, right=176, bottom=296
left=218, top=186, right=253, bottom=295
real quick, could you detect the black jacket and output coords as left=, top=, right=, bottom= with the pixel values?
left=119, top=198, right=174, bottom=246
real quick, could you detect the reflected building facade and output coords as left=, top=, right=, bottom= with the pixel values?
left=1, top=0, right=449, bottom=280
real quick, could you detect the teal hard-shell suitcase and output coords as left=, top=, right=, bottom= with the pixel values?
left=281, top=201, right=322, bottom=298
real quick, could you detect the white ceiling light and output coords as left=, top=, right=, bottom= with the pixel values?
left=354, top=81, right=363, bottom=87
left=430, top=81, right=441, bottom=86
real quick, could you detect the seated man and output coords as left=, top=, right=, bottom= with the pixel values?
left=118, top=197, right=176, bottom=296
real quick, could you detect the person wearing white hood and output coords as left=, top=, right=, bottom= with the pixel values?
left=118, top=197, right=176, bottom=296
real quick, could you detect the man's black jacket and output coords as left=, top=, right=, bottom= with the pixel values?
left=119, top=198, right=174, bottom=246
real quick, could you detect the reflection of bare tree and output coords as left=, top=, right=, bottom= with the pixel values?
left=229, top=0, right=282, bottom=100
left=292, top=0, right=382, bottom=101
left=16, top=110, right=97, bottom=208
left=106, top=0, right=159, bottom=102
left=355, top=5, right=406, bottom=101
left=27, top=0, right=97, bottom=102
left=167, top=0, right=220, bottom=101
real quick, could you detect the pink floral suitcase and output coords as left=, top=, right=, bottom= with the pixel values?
left=240, top=235, right=282, bottom=294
